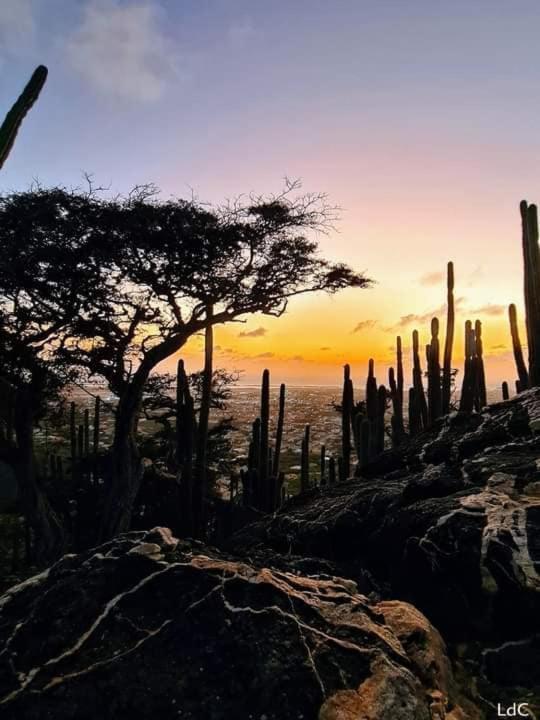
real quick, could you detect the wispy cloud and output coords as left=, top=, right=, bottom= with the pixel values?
left=66, top=0, right=179, bottom=102
left=418, top=271, right=444, bottom=287
left=239, top=326, right=267, bottom=338
left=320, top=346, right=330, bottom=351
left=255, top=351, right=274, bottom=358
left=352, top=319, right=376, bottom=333
left=389, top=297, right=466, bottom=330
left=471, top=303, right=506, bottom=317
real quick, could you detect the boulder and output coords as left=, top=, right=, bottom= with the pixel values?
left=0, top=527, right=478, bottom=719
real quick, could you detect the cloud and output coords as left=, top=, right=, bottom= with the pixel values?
left=418, top=271, right=444, bottom=287
left=320, top=346, right=330, bottom=351
left=291, top=355, right=304, bottom=361
left=490, top=344, right=507, bottom=350
left=352, top=319, right=376, bottom=333
left=0, top=0, right=35, bottom=58
left=66, top=0, right=179, bottom=102
left=389, top=297, right=466, bottom=330
left=239, top=326, right=267, bottom=338
left=255, top=351, right=274, bottom=358
left=471, top=303, right=506, bottom=317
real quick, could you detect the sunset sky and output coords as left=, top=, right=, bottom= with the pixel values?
left=2, top=0, right=540, bottom=386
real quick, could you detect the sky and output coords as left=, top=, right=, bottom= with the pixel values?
left=1, top=0, right=539, bottom=387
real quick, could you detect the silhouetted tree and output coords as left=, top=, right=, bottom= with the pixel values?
left=1, top=183, right=371, bottom=541
left=0, top=188, right=109, bottom=559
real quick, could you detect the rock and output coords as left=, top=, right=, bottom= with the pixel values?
left=229, top=391, right=540, bottom=712
left=0, top=528, right=478, bottom=719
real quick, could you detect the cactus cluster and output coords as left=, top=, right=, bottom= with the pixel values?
left=459, top=320, right=487, bottom=412
left=241, top=369, right=286, bottom=512
left=68, top=397, right=101, bottom=480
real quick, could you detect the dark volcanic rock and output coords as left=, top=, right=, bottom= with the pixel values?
left=0, top=527, right=480, bottom=720
left=229, top=391, right=540, bottom=711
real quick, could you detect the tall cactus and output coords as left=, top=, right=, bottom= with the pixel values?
left=0, top=66, right=48, bottom=170
left=272, top=383, right=286, bottom=477
left=412, top=330, right=428, bottom=428
left=341, top=364, right=353, bottom=480
left=502, top=381, right=510, bottom=401
left=442, top=261, right=455, bottom=414
left=300, top=424, right=310, bottom=492
left=460, top=320, right=475, bottom=412
left=520, top=201, right=540, bottom=385
left=474, top=320, right=487, bottom=410
left=241, top=370, right=285, bottom=512
left=427, top=317, right=442, bottom=423
left=388, top=367, right=404, bottom=446
left=508, top=303, right=529, bottom=391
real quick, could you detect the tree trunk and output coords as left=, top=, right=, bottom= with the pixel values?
left=14, top=386, right=64, bottom=563
left=99, top=374, right=147, bottom=541
left=193, top=304, right=214, bottom=537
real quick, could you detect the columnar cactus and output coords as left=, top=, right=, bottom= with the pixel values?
left=459, top=320, right=475, bottom=412
left=242, top=370, right=285, bottom=512
left=375, top=385, right=387, bottom=455
left=508, top=303, right=529, bottom=391
left=272, top=383, right=285, bottom=476
left=442, top=261, right=455, bottom=414
left=388, top=366, right=404, bottom=446
left=320, top=444, right=326, bottom=486
left=520, top=201, right=540, bottom=386
left=341, top=364, right=353, bottom=480
left=474, top=320, right=487, bottom=410
left=408, top=387, right=421, bottom=436
left=300, top=424, right=310, bottom=492
left=427, top=317, right=442, bottom=423
left=412, top=330, right=428, bottom=428
left=93, top=396, right=101, bottom=456
left=502, top=381, right=510, bottom=401
left=0, top=66, right=48, bottom=170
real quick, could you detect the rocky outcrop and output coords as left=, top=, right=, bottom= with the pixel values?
left=230, top=391, right=540, bottom=711
left=0, top=527, right=479, bottom=719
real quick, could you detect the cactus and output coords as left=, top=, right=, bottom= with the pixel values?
left=272, top=383, right=285, bottom=476
left=93, top=396, right=101, bottom=456
left=300, top=424, right=310, bottom=492
left=341, top=364, right=353, bottom=480
left=388, top=366, right=404, bottom=446
left=520, top=201, right=540, bottom=386
left=442, top=261, right=455, bottom=414
left=459, top=321, right=474, bottom=412
left=502, top=381, right=510, bottom=401
left=408, top=387, right=421, bottom=436
left=0, top=66, right=48, bottom=170
left=396, top=335, right=404, bottom=408
left=259, top=369, right=270, bottom=491
left=412, top=330, right=428, bottom=428
left=508, top=303, right=529, bottom=391
left=242, top=370, right=285, bottom=512
left=328, top=456, right=336, bottom=484
left=320, top=445, right=326, bottom=486
left=474, top=320, right=487, bottom=410
left=358, top=417, right=370, bottom=468
left=83, top=409, right=90, bottom=457
left=427, top=317, right=442, bottom=423
left=374, top=385, right=386, bottom=455
left=70, top=401, right=76, bottom=469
